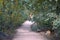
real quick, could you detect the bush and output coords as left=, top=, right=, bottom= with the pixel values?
left=32, top=13, right=56, bottom=31
left=0, top=12, right=26, bottom=36
left=31, top=12, right=60, bottom=40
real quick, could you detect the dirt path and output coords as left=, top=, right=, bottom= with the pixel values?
left=12, top=20, right=48, bottom=40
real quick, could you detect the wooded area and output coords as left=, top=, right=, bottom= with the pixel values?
left=0, top=0, right=60, bottom=40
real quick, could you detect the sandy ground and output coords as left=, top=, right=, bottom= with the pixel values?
left=12, top=20, right=48, bottom=40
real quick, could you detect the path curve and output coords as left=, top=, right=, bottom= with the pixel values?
left=12, top=20, right=48, bottom=40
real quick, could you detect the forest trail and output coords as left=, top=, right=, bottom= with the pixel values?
left=12, top=20, right=48, bottom=40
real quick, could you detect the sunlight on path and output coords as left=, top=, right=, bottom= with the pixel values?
left=12, top=20, right=48, bottom=40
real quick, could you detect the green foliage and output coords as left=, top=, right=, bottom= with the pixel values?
left=31, top=0, right=60, bottom=40
left=0, top=0, right=28, bottom=36
left=53, top=17, right=60, bottom=30
left=0, top=13, right=26, bottom=35
left=32, top=12, right=57, bottom=31
left=31, top=0, right=58, bottom=32
left=0, top=0, right=60, bottom=40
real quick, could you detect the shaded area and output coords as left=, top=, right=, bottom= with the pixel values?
left=0, top=31, right=13, bottom=40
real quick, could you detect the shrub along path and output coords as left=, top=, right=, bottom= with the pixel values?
left=12, top=20, right=48, bottom=40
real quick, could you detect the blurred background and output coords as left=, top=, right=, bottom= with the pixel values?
left=0, top=0, right=60, bottom=40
